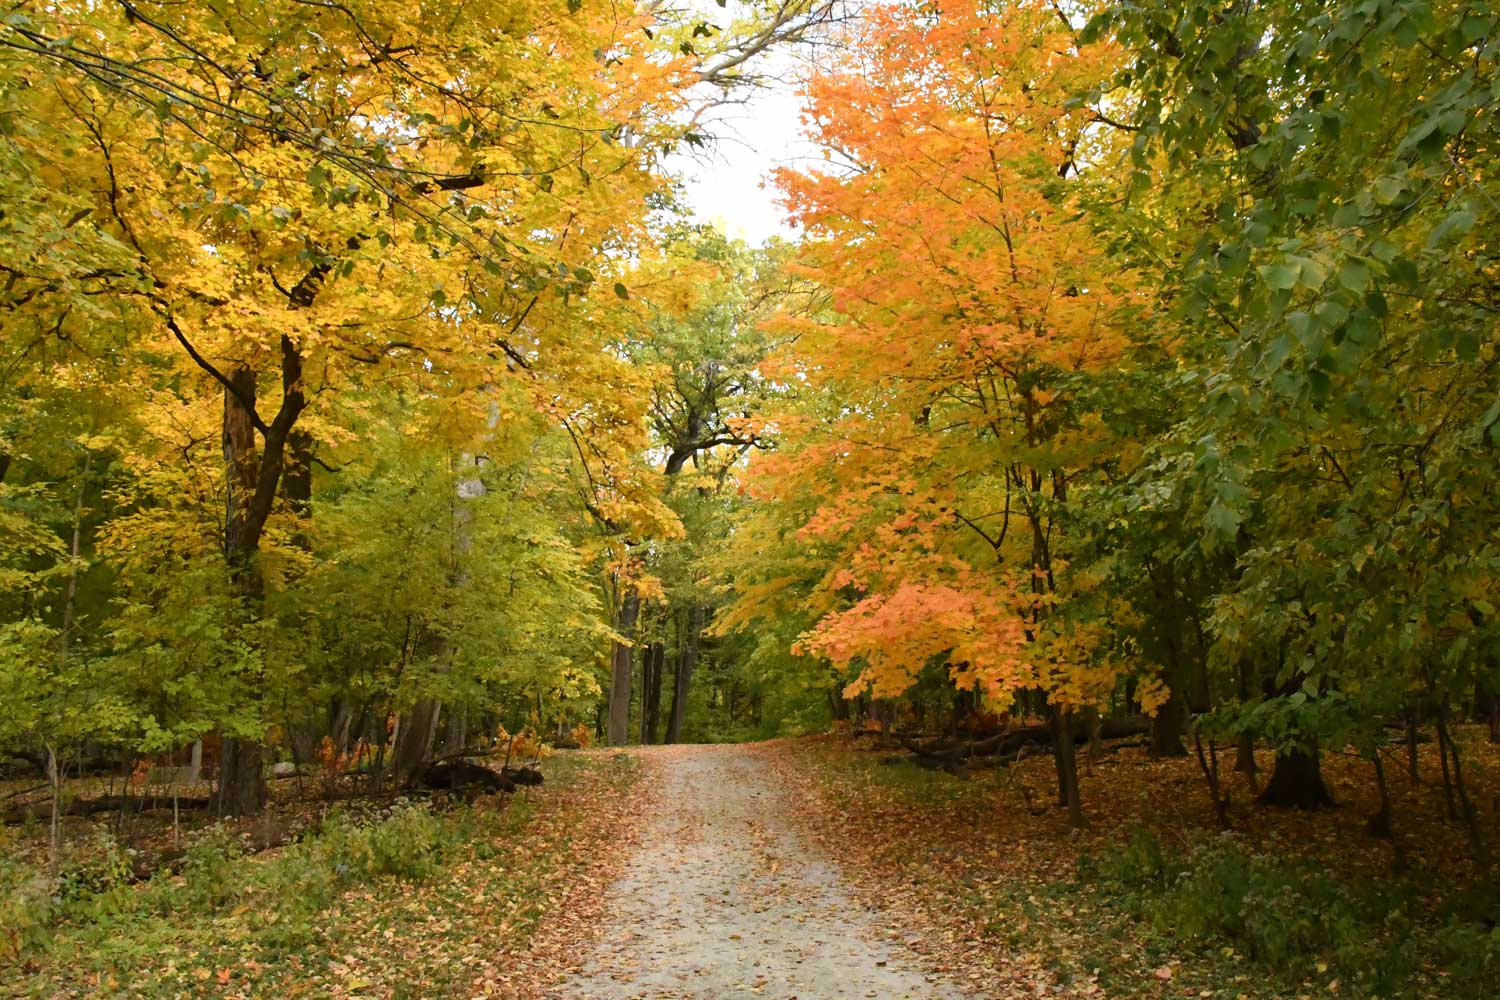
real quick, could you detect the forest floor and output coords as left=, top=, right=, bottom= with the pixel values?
left=754, top=731, right=1500, bottom=1000
left=1, top=753, right=646, bottom=999
left=5, top=734, right=1497, bottom=998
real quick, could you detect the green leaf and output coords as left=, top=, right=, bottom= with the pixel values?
left=613, top=282, right=630, bottom=300
left=1258, top=263, right=1298, bottom=291
left=1388, top=256, right=1419, bottom=287
left=1427, top=208, right=1476, bottom=248
left=1336, top=258, right=1370, bottom=294
left=1373, top=176, right=1404, bottom=204
left=1307, top=368, right=1331, bottom=400
left=1297, top=256, right=1327, bottom=289
left=1204, top=498, right=1242, bottom=541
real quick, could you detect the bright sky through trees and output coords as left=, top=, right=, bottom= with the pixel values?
left=666, top=0, right=818, bottom=242
left=669, top=79, right=807, bottom=242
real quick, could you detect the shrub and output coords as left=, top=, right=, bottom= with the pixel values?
left=54, top=829, right=133, bottom=906
left=1082, top=829, right=1425, bottom=995
left=174, top=824, right=244, bottom=910
left=316, top=802, right=451, bottom=882
left=1, top=852, right=58, bottom=961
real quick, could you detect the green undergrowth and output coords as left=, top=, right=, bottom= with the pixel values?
left=0, top=752, right=636, bottom=999
left=1069, top=827, right=1500, bottom=999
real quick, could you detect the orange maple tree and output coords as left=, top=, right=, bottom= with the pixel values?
left=746, top=0, right=1147, bottom=823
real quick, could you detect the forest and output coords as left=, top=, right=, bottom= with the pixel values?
left=2, top=0, right=1498, bottom=998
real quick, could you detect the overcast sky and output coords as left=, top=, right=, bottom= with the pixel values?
left=664, top=33, right=824, bottom=245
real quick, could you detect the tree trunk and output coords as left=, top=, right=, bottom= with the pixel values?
left=282, top=428, right=313, bottom=544
left=1192, top=726, right=1230, bottom=830
left=651, top=643, right=666, bottom=742
left=1436, top=697, right=1490, bottom=867
left=640, top=642, right=663, bottom=745
left=222, top=364, right=262, bottom=574
left=1406, top=708, right=1422, bottom=782
left=217, top=366, right=268, bottom=817
left=330, top=702, right=353, bottom=755
left=666, top=648, right=689, bottom=743
left=46, top=742, right=62, bottom=870
left=1150, top=683, right=1188, bottom=757
left=1085, top=707, right=1103, bottom=766
left=213, top=334, right=311, bottom=817
left=1234, top=661, right=1259, bottom=790
left=441, top=703, right=468, bottom=755
left=215, top=738, right=265, bottom=816
left=1475, top=678, right=1500, bottom=744
left=1256, top=747, right=1332, bottom=808
left=1048, top=704, right=1086, bottom=829
left=665, top=606, right=701, bottom=744
left=60, top=454, right=91, bottom=660
left=608, top=592, right=640, bottom=746
left=393, top=698, right=442, bottom=783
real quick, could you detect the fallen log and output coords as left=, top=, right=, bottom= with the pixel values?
left=897, top=716, right=1152, bottom=765
left=4, top=794, right=215, bottom=825
left=414, top=759, right=515, bottom=795
left=3, top=782, right=48, bottom=802
left=504, top=765, right=543, bottom=787
left=411, top=759, right=543, bottom=796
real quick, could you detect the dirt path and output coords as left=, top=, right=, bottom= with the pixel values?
left=544, top=744, right=974, bottom=1000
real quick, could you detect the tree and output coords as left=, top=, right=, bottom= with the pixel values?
left=736, top=0, right=1146, bottom=826
left=1088, top=0, right=1500, bottom=823
left=1, top=0, right=688, bottom=809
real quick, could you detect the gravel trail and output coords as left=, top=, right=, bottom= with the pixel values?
left=544, top=744, right=973, bottom=1000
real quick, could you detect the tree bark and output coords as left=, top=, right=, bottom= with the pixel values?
left=60, top=454, right=91, bottom=661
left=608, top=592, right=640, bottom=746
left=1048, top=703, right=1086, bottom=829
left=222, top=364, right=262, bottom=577
left=393, top=698, right=442, bottom=783
left=665, top=606, right=702, bottom=744
left=1192, top=726, right=1230, bottom=830
left=1406, top=708, right=1422, bottom=782
left=441, top=703, right=468, bottom=755
left=282, top=428, right=313, bottom=550
left=1256, top=746, right=1332, bottom=809
left=215, top=738, right=265, bottom=816
left=1234, top=661, right=1259, bottom=790
left=1475, top=677, right=1500, bottom=744
left=666, top=649, right=689, bottom=743
left=639, top=643, right=654, bottom=745
left=1436, top=697, right=1490, bottom=867
left=641, top=642, right=665, bottom=745
left=1150, top=684, right=1188, bottom=757
left=217, top=366, right=267, bottom=817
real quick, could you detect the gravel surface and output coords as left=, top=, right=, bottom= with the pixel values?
left=545, top=744, right=974, bottom=1000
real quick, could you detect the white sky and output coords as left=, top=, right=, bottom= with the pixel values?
left=664, top=14, right=827, bottom=246
left=668, top=86, right=807, bottom=244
